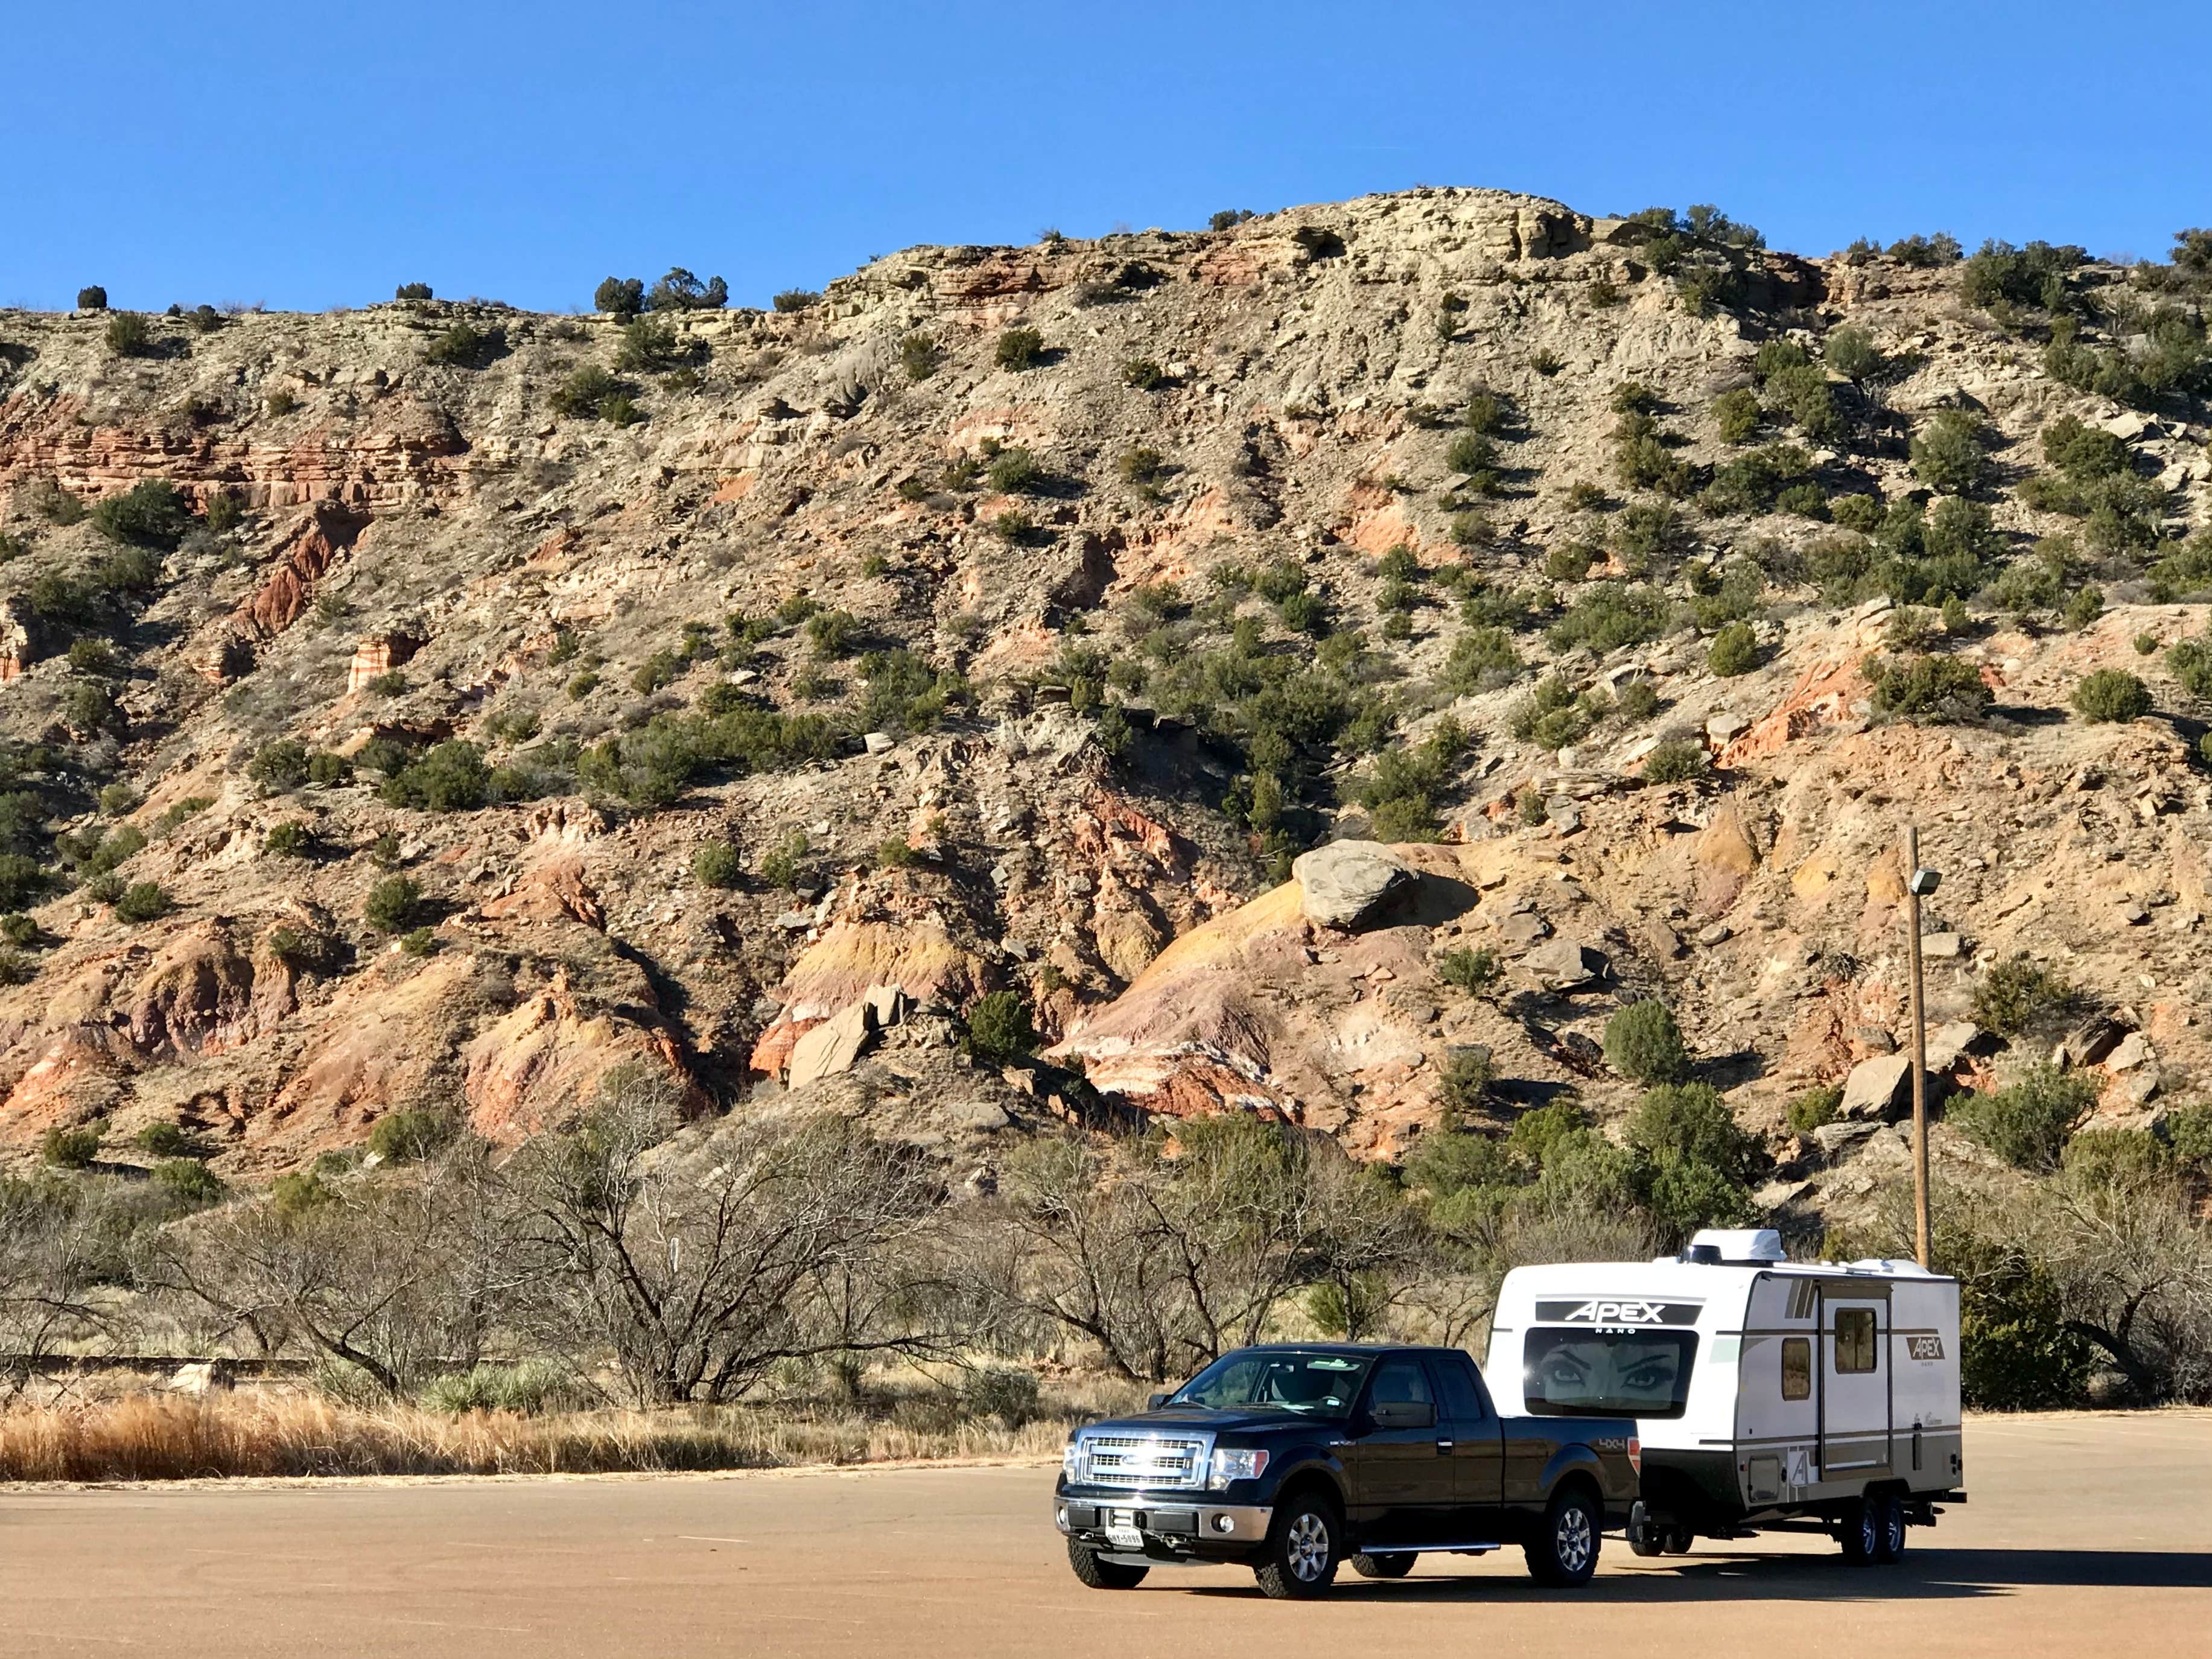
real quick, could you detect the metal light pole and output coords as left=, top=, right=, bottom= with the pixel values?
left=1903, top=828, right=1939, bottom=1270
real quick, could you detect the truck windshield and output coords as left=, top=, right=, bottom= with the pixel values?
left=1169, top=1350, right=1373, bottom=1418
left=1523, top=1328, right=1698, bottom=1419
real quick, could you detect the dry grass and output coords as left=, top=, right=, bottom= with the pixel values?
left=0, top=1391, right=1116, bottom=1483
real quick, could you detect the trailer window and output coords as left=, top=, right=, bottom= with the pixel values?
left=1522, top=1328, right=1697, bottom=1420
left=1834, top=1308, right=1878, bottom=1374
left=1781, top=1337, right=1811, bottom=1400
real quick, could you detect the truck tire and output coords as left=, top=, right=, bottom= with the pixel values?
left=1626, top=1503, right=1664, bottom=1557
left=1839, top=1497, right=1881, bottom=1567
left=1524, top=1482, right=1601, bottom=1588
left=1874, top=1494, right=1907, bottom=1564
left=1350, top=1552, right=1415, bottom=1579
left=1067, top=1541, right=1149, bottom=1590
left=1254, top=1493, right=1343, bottom=1600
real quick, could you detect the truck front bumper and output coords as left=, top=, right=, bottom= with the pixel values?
left=1055, top=1495, right=1274, bottom=1558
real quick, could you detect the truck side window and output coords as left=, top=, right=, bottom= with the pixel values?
left=1834, top=1308, right=1877, bottom=1374
left=1781, top=1336, right=1811, bottom=1400
left=1369, top=1359, right=1432, bottom=1407
left=1433, top=1354, right=1490, bottom=1424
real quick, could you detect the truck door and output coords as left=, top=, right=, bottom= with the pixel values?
left=1350, top=1357, right=1454, bottom=1543
left=1819, top=1294, right=1891, bottom=1480
left=1432, top=1353, right=1507, bottom=1537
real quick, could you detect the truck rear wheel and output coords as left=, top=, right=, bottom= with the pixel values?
left=1067, top=1541, right=1149, bottom=1590
left=1525, top=1482, right=1601, bottom=1588
left=1350, top=1552, right=1415, bottom=1579
left=1254, top=1494, right=1342, bottom=1599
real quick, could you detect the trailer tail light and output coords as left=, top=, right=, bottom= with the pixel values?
left=1628, top=1438, right=1642, bottom=1477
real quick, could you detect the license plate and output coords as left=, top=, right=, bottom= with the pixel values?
left=1106, top=1512, right=1143, bottom=1550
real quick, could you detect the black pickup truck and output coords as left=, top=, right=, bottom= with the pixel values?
left=1054, top=1343, right=1641, bottom=1598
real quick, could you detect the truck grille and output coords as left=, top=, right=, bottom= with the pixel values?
left=1076, top=1432, right=1212, bottom=1490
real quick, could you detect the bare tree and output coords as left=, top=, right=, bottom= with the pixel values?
left=0, top=1176, right=123, bottom=1395
left=139, top=1149, right=530, bottom=1395
left=513, top=1073, right=950, bottom=1404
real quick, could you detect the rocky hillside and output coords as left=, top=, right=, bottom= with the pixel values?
left=0, top=188, right=2207, bottom=1233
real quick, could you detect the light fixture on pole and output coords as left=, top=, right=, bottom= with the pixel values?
left=1904, top=828, right=1939, bottom=1270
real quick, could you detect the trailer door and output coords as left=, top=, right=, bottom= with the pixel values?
left=1818, top=1293, right=1891, bottom=1477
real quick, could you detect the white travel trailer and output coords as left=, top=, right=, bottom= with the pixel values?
left=1486, top=1228, right=1964, bottom=1564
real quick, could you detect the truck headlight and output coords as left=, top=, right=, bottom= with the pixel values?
left=1208, top=1447, right=1268, bottom=1489
left=1062, top=1439, right=1085, bottom=1480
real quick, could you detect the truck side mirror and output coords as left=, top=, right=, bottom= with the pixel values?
left=1147, top=1392, right=1170, bottom=1410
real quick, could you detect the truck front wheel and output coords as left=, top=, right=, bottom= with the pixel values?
left=1525, top=1483, right=1601, bottom=1587
left=1067, top=1541, right=1149, bottom=1590
left=1254, top=1494, right=1343, bottom=1599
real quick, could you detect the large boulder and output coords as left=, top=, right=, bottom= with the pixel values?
left=1523, top=937, right=1608, bottom=991
left=1840, top=1053, right=1914, bottom=1120
left=786, top=1000, right=875, bottom=1088
left=1292, top=841, right=1415, bottom=931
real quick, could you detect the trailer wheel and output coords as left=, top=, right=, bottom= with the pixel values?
left=1874, top=1494, right=1907, bottom=1564
left=1067, top=1541, right=1149, bottom=1590
left=1350, top=1552, right=1416, bottom=1579
left=1839, top=1498, right=1881, bottom=1567
left=1524, top=1482, right=1601, bottom=1588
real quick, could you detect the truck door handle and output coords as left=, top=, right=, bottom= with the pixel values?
left=1436, top=1439, right=1454, bottom=1453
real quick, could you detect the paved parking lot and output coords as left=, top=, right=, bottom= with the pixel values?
left=3, top=1410, right=2205, bottom=1658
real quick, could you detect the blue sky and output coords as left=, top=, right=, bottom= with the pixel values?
left=5, top=1, right=2206, bottom=313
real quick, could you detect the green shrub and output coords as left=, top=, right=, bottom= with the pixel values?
left=400, top=927, right=439, bottom=957
left=1712, top=387, right=1761, bottom=443
left=2166, top=638, right=2212, bottom=700
left=380, top=741, right=490, bottom=811
left=89, top=479, right=192, bottom=548
left=420, top=1360, right=583, bottom=1417
left=154, top=1159, right=225, bottom=1204
left=1549, top=582, right=1667, bottom=652
left=2071, top=669, right=2150, bottom=724
left=364, top=875, right=422, bottom=933
left=1948, top=1225, right=2093, bottom=1410
left=994, top=328, right=1046, bottom=370
left=768, top=287, right=817, bottom=313
left=1438, top=1047, right=1493, bottom=1118
left=424, top=322, right=502, bottom=367
left=1887, top=232, right=1962, bottom=266
left=694, top=839, right=742, bottom=889
left=986, top=447, right=1044, bottom=493
left=1960, top=238, right=2084, bottom=311
left=1910, top=410, right=1991, bottom=493
left=248, top=739, right=311, bottom=790
left=1611, top=501, right=1688, bottom=568
left=104, top=312, right=154, bottom=356
left=394, top=282, right=433, bottom=301
left=900, top=334, right=939, bottom=380
left=367, top=1108, right=454, bottom=1163
left=1442, top=627, right=1521, bottom=693
left=548, top=364, right=634, bottom=422
left=1605, top=1000, right=1689, bottom=1083
left=77, top=285, right=109, bottom=311
left=1785, top=1085, right=1843, bottom=1135
left=1969, top=954, right=2077, bottom=1037
left=1435, top=946, right=1500, bottom=994
left=1707, top=621, right=1758, bottom=677
left=135, top=1121, right=206, bottom=1158
left=113, top=882, right=171, bottom=923
left=1950, top=1065, right=2097, bottom=1171
left=1764, top=364, right=1837, bottom=442
left=1823, top=325, right=1884, bottom=382
left=1866, top=654, right=1992, bottom=725
left=1444, top=431, right=1499, bottom=475
left=965, top=990, right=1038, bottom=1064
left=1122, top=357, right=1167, bottom=390
left=42, top=1125, right=102, bottom=1167
left=759, top=831, right=808, bottom=890
left=1627, top=1082, right=1758, bottom=1184
left=1642, top=738, right=1708, bottom=784
left=264, top=821, right=313, bottom=858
